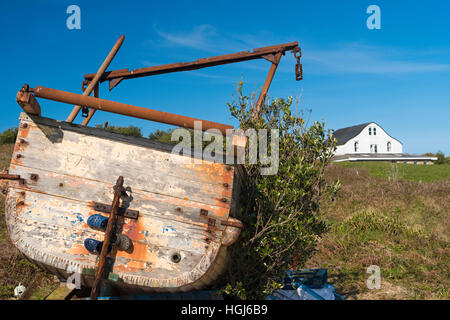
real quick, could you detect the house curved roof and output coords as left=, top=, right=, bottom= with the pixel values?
left=333, top=123, right=371, bottom=146
left=332, top=122, right=402, bottom=146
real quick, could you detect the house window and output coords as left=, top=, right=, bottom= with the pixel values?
left=387, top=141, right=391, bottom=152
left=373, top=127, right=376, bottom=135
left=370, top=144, right=378, bottom=153
left=354, top=141, right=359, bottom=152
left=369, top=128, right=372, bottom=135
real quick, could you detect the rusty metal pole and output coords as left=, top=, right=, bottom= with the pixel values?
left=90, top=176, right=124, bottom=300
left=80, top=83, right=99, bottom=126
left=32, top=86, right=234, bottom=135
left=66, top=35, right=125, bottom=123
left=252, top=52, right=283, bottom=119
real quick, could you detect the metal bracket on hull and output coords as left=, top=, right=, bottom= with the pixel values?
left=92, top=202, right=139, bottom=220
left=0, top=174, right=26, bottom=194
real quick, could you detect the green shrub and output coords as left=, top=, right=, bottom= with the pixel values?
left=219, top=83, right=340, bottom=299
left=0, top=128, right=18, bottom=145
left=435, top=151, right=446, bottom=165
left=337, top=209, right=424, bottom=239
left=148, top=129, right=176, bottom=144
left=95, top=124, right=142, bottom=138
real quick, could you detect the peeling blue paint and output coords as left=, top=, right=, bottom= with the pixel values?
left=65, top=212, right=84, bottom=225
left=162, top=226, right=175, bottom=233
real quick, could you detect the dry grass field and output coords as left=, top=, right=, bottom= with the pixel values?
left=0, top=144, right=58, bottom=299
left=306, top=162, right=450, bottom=299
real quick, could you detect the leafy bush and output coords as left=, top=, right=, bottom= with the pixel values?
left=95, top=124, right=142, bottom=138
left=424, top=151, right=448, bottom=165
left=0, top=128, right=18, bottom=145
left=219, top=83, right=340, bottom=299
left=435, top=151, right=446, bottom=165
left=149, top=129, right=176, bottom=144
left=337, top=209, right=424, bottom=239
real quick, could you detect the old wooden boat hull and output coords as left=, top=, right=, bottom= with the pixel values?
left=4, top=113, right=242, bottom=293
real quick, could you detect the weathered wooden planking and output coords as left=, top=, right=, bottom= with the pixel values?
left=13, top=119, right=233, bottom=208
left=8, top=189, right=216, bottom=253
left=6, top=187, right=223, bottom=288
left=18, top=112, right=233, bottom=200
left=8, top=164, right=231, bottom=228
left=5, top=113, right=241, bottom=291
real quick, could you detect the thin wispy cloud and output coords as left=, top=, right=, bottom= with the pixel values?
left=152, top=24, right=283, bottom=54
left=151, top=25, right=450, bottom=75
left=153, top=24, right=220, bottom=52
left=303, top=43, right=450, bottom=74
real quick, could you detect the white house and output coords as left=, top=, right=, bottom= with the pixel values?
left=332, top=122, right=437, bottom=164
left=334, top=122, right=402, bottom=155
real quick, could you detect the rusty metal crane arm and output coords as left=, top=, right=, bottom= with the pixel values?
left=83, top=41, right=302, bottom=91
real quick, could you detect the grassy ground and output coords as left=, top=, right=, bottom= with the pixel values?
left=0, top=144, right=58, bottom=300
left=337, top=161, right=450, bottom=182
left=305, top=161, right=450, bottom=299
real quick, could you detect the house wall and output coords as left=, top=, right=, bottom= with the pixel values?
left=335, top=122, right=402, bottom=155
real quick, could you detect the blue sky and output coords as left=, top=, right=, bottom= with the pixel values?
left=0, top=0, right=449, bottom=154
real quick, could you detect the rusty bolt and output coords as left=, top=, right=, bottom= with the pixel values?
left=15, top=154, right=22, bottom=159
left=20, top=191, right=25, bottom=196
left=223, top=183, right=229, bottom=188
left=30, top=174, right=38, bottom=181
left=225, top=165, right=233, bottom=171
left=221, top=198, right=227, bottom=203
left=208, top=218, right=216, bottom=227
left=59, top=183, right=63, bottom=187
left=21, top=123, right=28, bottom=129
left=200, top=209, right=208, bottom=216
left=175, top=207, right=182, bottom=212
left=19, top=138, right=26, bottom=144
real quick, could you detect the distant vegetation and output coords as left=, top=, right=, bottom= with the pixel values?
left=94, top=124, right=142, bottom=138
left=0, top=128, right=18, bottom=145
left=148, top=129, right=176, bottom=144
left=424, top=151, right=449, bottom=165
